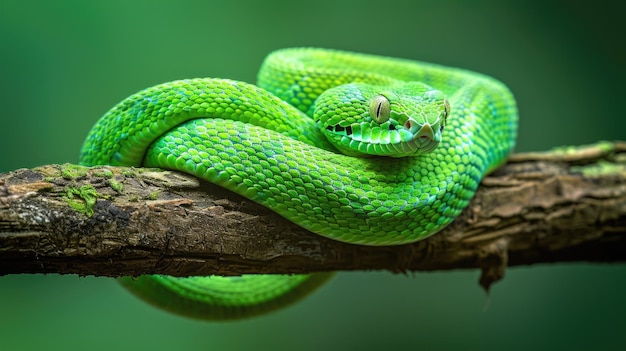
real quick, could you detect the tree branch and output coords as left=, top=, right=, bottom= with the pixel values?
left=1, top=141, right=625, bottom=289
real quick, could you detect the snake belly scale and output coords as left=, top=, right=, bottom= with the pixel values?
left=79, top=48, right=517, bottom=320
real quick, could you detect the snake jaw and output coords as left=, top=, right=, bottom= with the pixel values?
left=324, top=119, right=441, bottom=157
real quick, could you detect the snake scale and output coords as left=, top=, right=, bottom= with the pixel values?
left=79, top=48, right=518, bottom=320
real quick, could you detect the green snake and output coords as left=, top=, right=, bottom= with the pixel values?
left=79, top=48, right=517, bottom=320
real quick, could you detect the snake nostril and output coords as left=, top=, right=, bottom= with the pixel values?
left=404, top=120, right=413, bottom=129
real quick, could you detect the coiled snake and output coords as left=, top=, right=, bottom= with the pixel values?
left=80, top=48, right=518, bottom=320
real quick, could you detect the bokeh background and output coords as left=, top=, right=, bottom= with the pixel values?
left=1, top=1, right=625, bottom=350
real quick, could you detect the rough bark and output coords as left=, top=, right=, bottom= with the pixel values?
left=1, top=141, right=625, bottom=289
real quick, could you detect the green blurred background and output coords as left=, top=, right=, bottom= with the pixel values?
left=1, top=0, right=624, bottom=350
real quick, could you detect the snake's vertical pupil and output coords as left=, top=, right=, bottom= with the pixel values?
left=443, top=98, right=450, bottom=127
left=369, top=95, right=391, bottom=123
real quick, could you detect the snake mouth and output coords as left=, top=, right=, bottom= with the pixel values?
left=390, top=129, right=438, bottom=155
left=324, top=120, right=441, bottom=156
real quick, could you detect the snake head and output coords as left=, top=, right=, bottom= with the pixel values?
left=314, top=82, right=449, bottom=158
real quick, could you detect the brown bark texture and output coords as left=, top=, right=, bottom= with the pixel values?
left=1, top=141, right=625, bottom=289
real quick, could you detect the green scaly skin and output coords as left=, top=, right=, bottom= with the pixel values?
left=79, top=48, right=517, bottom=320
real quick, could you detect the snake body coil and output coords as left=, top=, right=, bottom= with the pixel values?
left=80, top=48, right=517, bottom=320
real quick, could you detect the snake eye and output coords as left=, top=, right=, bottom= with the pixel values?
left=441, top=98, right=450, bottom=130
left=369, top=95, right=391, bottom=124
